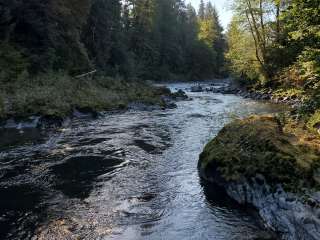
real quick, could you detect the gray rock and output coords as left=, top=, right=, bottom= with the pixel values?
left=191, top=85, right=203, bottom=92
left=170, top=89, right=189, bottom=101
left=3, top=116, right=40, bottom=129
left=73, top=109, right=95, bottom=118
left=219, top=177, right=320, bottom=240
left=128, top=102, right=162, bottom=111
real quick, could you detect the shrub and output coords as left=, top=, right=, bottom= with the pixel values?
left=307, top=111, right=320, bottom=134
left=0, top=43, right=28, bottom=85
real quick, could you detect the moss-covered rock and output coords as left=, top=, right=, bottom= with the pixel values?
left=199, top=115, right=320, bottom=192
left=199, top=115, right=320, bottom=240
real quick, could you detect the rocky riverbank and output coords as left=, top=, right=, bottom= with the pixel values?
left=201, top=83, right=304, bottom=109
left=198, top=115, right=320, bottom=240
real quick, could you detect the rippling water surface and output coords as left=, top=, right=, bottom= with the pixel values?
left=0, top=82, right=285, bottom=240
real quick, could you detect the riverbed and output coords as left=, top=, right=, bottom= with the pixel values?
left=0, top=82, right=286, bottom=239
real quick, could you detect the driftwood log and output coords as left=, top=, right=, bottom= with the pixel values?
left=74, top=70, right=97, bottom=79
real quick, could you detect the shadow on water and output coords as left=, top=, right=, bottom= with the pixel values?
left=0, top=128, right=45, bottom=151
left=200, top=178, right=279, bottom=240
left=51, top=155, right=124, bottom=199
left=0, top=185, right=44, bottom=240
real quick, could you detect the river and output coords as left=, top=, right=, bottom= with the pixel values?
left=0, top=82, right=285, bottom=240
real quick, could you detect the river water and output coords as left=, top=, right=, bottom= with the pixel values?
left=0, top=82, right=285, bottom=240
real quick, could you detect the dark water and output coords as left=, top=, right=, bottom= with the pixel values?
left=0, top=83, right=285, bottom=240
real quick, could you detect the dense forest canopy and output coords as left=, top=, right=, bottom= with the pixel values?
left=0, top=0, right=226, bottom=82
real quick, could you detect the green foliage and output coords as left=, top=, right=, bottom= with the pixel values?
left=299, top=92, right=320, bottom=116
left=284, top=0, right=320, bottom=48
left=198, top=2, right=225, bottom=76
left=225, top=18, right=260, bottom=85
left=186, top=41, right=216, bottom=80
left=307, top=111, right=320, bottom=134
left=0, top=0, right=92, bottom=74
left=82, top=0, right=122, bottom=72
left=273, top=88, right=305, bottom=99
left=227, top=0, right=319, bottom=108
left=1, top=0, right=227, bottom=81
left=297, top=49, right=320, bottom=90
left=0, top=43, right=28, bottom=84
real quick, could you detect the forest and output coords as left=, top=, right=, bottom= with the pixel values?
left=0, top=0, right=226, bottom=118
left=0, top=0, right=225, bottom=80
left=225, top=0, right=319, bottom=133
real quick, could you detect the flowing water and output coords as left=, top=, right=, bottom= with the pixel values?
left=0, top=82, right=285, bottom=240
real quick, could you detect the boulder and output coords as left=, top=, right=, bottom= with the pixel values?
left=191, top=85, right=203, bottom=92
left=170, top=89, right=189, bottom=101
left=198, top=115, right=320, bottom=240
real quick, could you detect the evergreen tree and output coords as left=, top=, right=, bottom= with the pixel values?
left=198, top=0, right=206, bottom=21
left=83, top=0, right=122, bottom=73
left=198, top=2, right=225, bottom=75
left=0, top=0, right=227, bottom=81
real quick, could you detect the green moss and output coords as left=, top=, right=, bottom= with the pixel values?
left=2, top=73, right=167, bottom=119
left=199, top=115, right=320, bottom=192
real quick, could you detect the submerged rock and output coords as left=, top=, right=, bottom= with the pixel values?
left=170, top=89, right=189, bottom=101
left=191, top=85, right=203, bottom=92
left=198, top=115, right=320, bottom=240
left=2, top=116, right=40, bottom=129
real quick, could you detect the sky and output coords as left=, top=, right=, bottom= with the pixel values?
left=187, top=0, right=233, bottom=30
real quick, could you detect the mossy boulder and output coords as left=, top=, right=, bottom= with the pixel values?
left=199, top=115, right=320, bottom=192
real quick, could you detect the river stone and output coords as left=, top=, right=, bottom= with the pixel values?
left=219, top=176, right=320, bottom=240
left=3, top=116, right=40, bottom=129
left=198, top=115, right=320, bottom=240
left=191, top=85, right=203, bottom=92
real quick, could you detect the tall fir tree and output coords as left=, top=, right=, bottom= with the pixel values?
left=198, top=0, right=206, bottom=21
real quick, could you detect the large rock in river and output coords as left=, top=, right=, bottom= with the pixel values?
left=198, top=115, right=320, bottom=240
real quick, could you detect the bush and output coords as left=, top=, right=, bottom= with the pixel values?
left=0, top=43, right=28, bottom=85
left=273, top=88, right=306, bottom=99
left=307, top=111, right=320, bottom=134
left=299, top=92, right=320, bottom=115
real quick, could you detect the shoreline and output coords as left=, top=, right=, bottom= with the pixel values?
left=0, top=89, right=188, bottom=131
left=0, top=81, right=190, bottom=130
